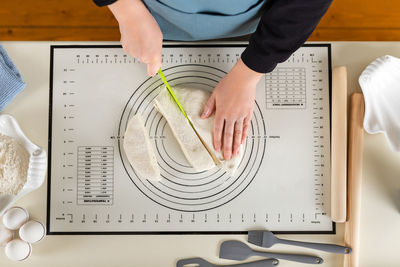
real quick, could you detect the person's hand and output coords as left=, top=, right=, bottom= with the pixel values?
left=201, top=59, right=262, bottom=160
left=108, top=0, right=163, bottom=76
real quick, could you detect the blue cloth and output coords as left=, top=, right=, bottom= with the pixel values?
left=143, top=0, right=266, bottom=41
left=0, top=45, right=25, bottom=111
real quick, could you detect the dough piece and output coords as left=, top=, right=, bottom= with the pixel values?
left=123, top=114, right=161, bottom=181
left=153, top=87, right=215, bottom=172
left=176, top=87, right=244, bottom=176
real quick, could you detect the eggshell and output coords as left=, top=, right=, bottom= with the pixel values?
left=19, top=220, right=46, bottom=244
left=5, top=239, right=32, bottom=261
left=0, top=225, right=14, bottom=246
left=2, top=207, right=29, bottom=230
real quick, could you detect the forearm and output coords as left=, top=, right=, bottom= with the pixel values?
left=241, top=0, right=333, bottom=73
left=232, top=59, right=263, bottom=85
left=107, top=0, right=147, bottom=23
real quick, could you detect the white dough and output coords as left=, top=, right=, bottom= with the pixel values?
left=176, top=87, right=244, bottom=176
left=123, top=114, right=161, bottom=181
left=154, top=86, right=216, bottom=172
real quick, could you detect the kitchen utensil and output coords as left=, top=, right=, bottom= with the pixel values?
left=331, top=66, right=348, bottom=223
left=219, top=240, right=323, bottom=264
left=158, top=68, right=206, bottom=149
left=248, top=230, right=351, bottom=254
left=158, top=68, right=190, bottom=120
left=177, top=257, right=279, bottom=267
left=344, top=93, right=365, bottom=267
left=359, top=55, right=400, bottom=152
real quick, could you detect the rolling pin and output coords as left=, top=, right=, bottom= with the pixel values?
left=331, top=66, right=348, bottom=223
left=344, top=93, right=365, bottom=267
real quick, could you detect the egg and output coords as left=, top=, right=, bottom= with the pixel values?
left=5, top=239, right=32, bottom=261
left=2, top=207, right=29, bottom=230
left=19, top=220, right=46, bottom=243
left=0, top=225, right=14, bottom=246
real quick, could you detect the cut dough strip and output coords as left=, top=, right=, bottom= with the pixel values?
left=153, top=87, right=216, bottom=172
left=123, top=114, right=161, bottom=181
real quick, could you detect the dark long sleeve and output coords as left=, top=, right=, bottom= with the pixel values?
left=241, top=0, right=333, bottom=73
left=93, top=0, right=116, bottom=7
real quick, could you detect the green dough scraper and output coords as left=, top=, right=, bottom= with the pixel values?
left=157, top=69, right=190, bottom=122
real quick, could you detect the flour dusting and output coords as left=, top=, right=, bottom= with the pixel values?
left=0, top=133, right=30, bottom=195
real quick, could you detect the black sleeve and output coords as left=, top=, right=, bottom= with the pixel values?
left=241, top=0, right=333, bottom=73
left=93, top=0, right=117, bottom=7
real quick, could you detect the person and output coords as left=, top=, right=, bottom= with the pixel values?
left=93, top=0, right=332, bottom=160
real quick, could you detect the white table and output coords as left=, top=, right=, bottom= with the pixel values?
left=0, top=42, right=399, bottom=267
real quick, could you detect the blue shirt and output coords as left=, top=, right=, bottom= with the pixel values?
left=142, top=0, right=266, bottom=41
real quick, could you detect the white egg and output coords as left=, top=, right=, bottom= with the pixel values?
left=19, top=220, right=46, bottom=243
left=2, top=207, right=29, bottom=230
left=5, top=239, right=32, bottom=261
left=0, top=225, right=14, bottom=246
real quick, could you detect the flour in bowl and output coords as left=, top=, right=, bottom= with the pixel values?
left=0, top=133, right=30, bottom=195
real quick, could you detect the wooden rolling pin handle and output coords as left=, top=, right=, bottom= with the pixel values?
left=344, top=93, right=365, bottom=267
left=331, top=66, right=348, bottom=223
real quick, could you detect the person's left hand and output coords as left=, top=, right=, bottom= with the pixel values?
left=201, top=58, right=262, bottom=160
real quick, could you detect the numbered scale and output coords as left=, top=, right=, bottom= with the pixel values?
left=48, top=44, right=333, bottom=234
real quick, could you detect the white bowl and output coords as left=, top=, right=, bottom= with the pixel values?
left=0, top=114, right=47, bottom=215
left=359, top=55, right=400, bottom=152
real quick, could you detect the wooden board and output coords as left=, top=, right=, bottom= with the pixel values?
left=344, top=93, right=365, bottom=267
left=1, top=0, right=400, bottom=41
left=331, top=66, right=348, bottom=223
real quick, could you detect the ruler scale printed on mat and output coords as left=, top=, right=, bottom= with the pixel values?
left=47, top=44, right=333, bottom=234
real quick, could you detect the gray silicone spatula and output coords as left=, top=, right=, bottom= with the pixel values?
left=248, top=230, right=352, bottom=254
left=176, top=257, right=279, bottom=267
left=219, top=240, right=323, bottom=265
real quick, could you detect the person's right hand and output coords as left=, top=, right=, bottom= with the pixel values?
left=108, top=0, right=163, bottom=76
